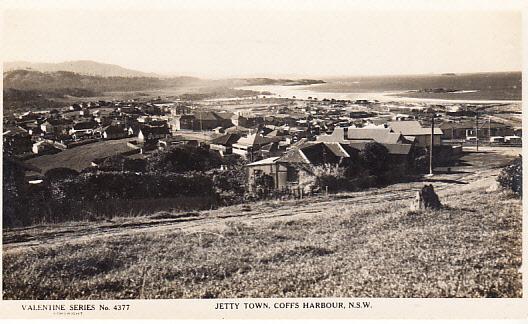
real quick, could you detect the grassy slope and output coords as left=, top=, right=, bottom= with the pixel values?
left=26, top=138, right=134, bottom=173
left=2, top=187, right=521, bottom=299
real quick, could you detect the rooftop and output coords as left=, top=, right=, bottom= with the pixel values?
left=388, top=121, right=443, bottom=136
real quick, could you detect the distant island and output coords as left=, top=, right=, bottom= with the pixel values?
left=412, top=88, right=459, bottom=93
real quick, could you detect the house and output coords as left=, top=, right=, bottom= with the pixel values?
left=387, top=121, right=443, bottom=147
left=225, top=125, right=253, bottom=136
left=232, top=133, right=277, bottom=160
left=70, top=120, right=99, bottom=135
left=504, top=135, right=522, bottom=145
left=40, top=118, right=74, bottom=134
left=70, top=120, right=101, bottom=140
left=171, top=111, right=233, bottom=131
left=439, top=120, right=515, bottom=141
left=171, top=104, right=192, bottom=115
left=69, top=103, right=82, bottom=111
left=259, top=142, right=284, bottom=158
left=349, top=111, right=375, bottom=119
left=209, top=133, right=241, bottom=156
left=245, top=142, right=352, bottom=192
left=231, top=114, right=264, bottom=128
left=137, top=125, right=170, bottom=143
left=316, top=127, right=408, bottom=145
left=102, top=125, right=129, bottom=140
left=245, top=140, right=413, bottom=193
left=32, top=141, right=61, bottom=155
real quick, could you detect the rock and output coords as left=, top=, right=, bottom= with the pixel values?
left=410, top=184, right=442, bottom=211
left=486, top=181, right=499, bottom=193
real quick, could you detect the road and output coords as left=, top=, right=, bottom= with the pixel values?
left=3, top=146, right=519, bottom=255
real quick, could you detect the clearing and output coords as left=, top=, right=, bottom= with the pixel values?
left=26, top=138, right=135, bottom=173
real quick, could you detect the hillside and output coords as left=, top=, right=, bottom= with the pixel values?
left=2, top=180, right=521, bottom=299
left=2, top=69, right=326, bottom=114
left=4, top=60, right=161, bottom=78
left=2, top=70, right=202, bottom=113
left=3, top=70, right=201, bottom=92
left=2, top=147, right=522, bottom=299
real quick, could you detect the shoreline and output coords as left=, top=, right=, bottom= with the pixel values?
left=235, top=84, right=522, bottom=104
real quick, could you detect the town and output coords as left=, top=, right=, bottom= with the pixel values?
left=3, top=93, right=522, bottom=190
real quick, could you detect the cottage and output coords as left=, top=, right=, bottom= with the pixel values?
left=40, top=118, right=74, bottom=134
left=102, top=125, right=129, bottom=140
left=209, top=133, right=241, bottom=156
left=387, top=121, right=443, bottom=147
left=171, top=111, right=233, bottom=131
left=439, top=120, right=515, bottom=141
left=232, top=133, right=276, bottom=160
left=245, top=142, right=352, bottom=192
left=70, top=121, right=101, bottom=141
left=32, top=141, right=60, bottom=155
left=137, top=125, right=170, bottom=143
left=316, top=127, right=408, bottom=145
left=231, top=114, right=264, bottom=128
left=245, top=140, right=413, bottom=193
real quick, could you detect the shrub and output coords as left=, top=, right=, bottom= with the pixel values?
left=311, top=164, right=353, bottom=192
left=15, top=171, right=220, bottom=226
left=359, top=142, right=390, bottom=177
left=96, top=155, right=147, bottom=172
left=497, top=156, right=522, bottom=197
left=147, top=144, right=222, bottom=173
left=3, top=156, right=28, bottom=227
left=44, top=167, right=79, bottom=182
left=211, top=167, right=246, bottom=205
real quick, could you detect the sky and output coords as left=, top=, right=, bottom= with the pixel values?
left=1, top=1, right=523, bottom=78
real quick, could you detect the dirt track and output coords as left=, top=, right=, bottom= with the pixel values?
left=3, top=147, right=520, bottom=254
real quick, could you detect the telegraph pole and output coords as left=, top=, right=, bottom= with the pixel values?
left=429, top=111, right=434, bottom=176
left=488, top=115, right=491, bottom=142
left=475, top=110, right=479, bottom=152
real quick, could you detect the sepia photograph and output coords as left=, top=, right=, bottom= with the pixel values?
left=0, top=0, right=525, bottom=319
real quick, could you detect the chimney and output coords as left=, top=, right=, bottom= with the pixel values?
left=343, top=127, right=349, bottom=140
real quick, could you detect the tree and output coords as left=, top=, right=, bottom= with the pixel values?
left=97, top=155, right=147, bottom=172
left=147, top=144, right=222, bottom=173
left=3, top=155, right=28, bottom=227
left=359, top=142, right=390, bottom=174
left=44, top=167, right=79, bottom=182
left=497, top=156, right=522, bottom=197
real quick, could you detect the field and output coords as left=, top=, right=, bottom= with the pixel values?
left=311, top=72, right=521, bottom=101
left=26, top=138, right=135, bottom=173
left=2, top=147, right=522, bottom=299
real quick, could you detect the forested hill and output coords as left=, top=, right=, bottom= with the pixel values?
left=4, top=60, right=161, bottom=78
left=2, top=69, right=326, bottom=114
left=3, top=70, right=200, bottom=93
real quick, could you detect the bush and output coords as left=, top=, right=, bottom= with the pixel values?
left=3, top=156, right=28, bottom=227
left=14, top=171, right=220, bottom=226
left=497, top=156, right=522, bottom=197
left=44, top=167, right=79, bottom=182
left=211, top=167, right=246, bottom=205
left=312, top=164, right=354, bottom=192
left=147, top=144, right=222, bottom=173
left=360, top=142, right=390, bottom=174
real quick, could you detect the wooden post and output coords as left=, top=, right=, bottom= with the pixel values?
left=475, top=111, right=479, bottom=152
left=429, top=112, right=434, bottom=175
